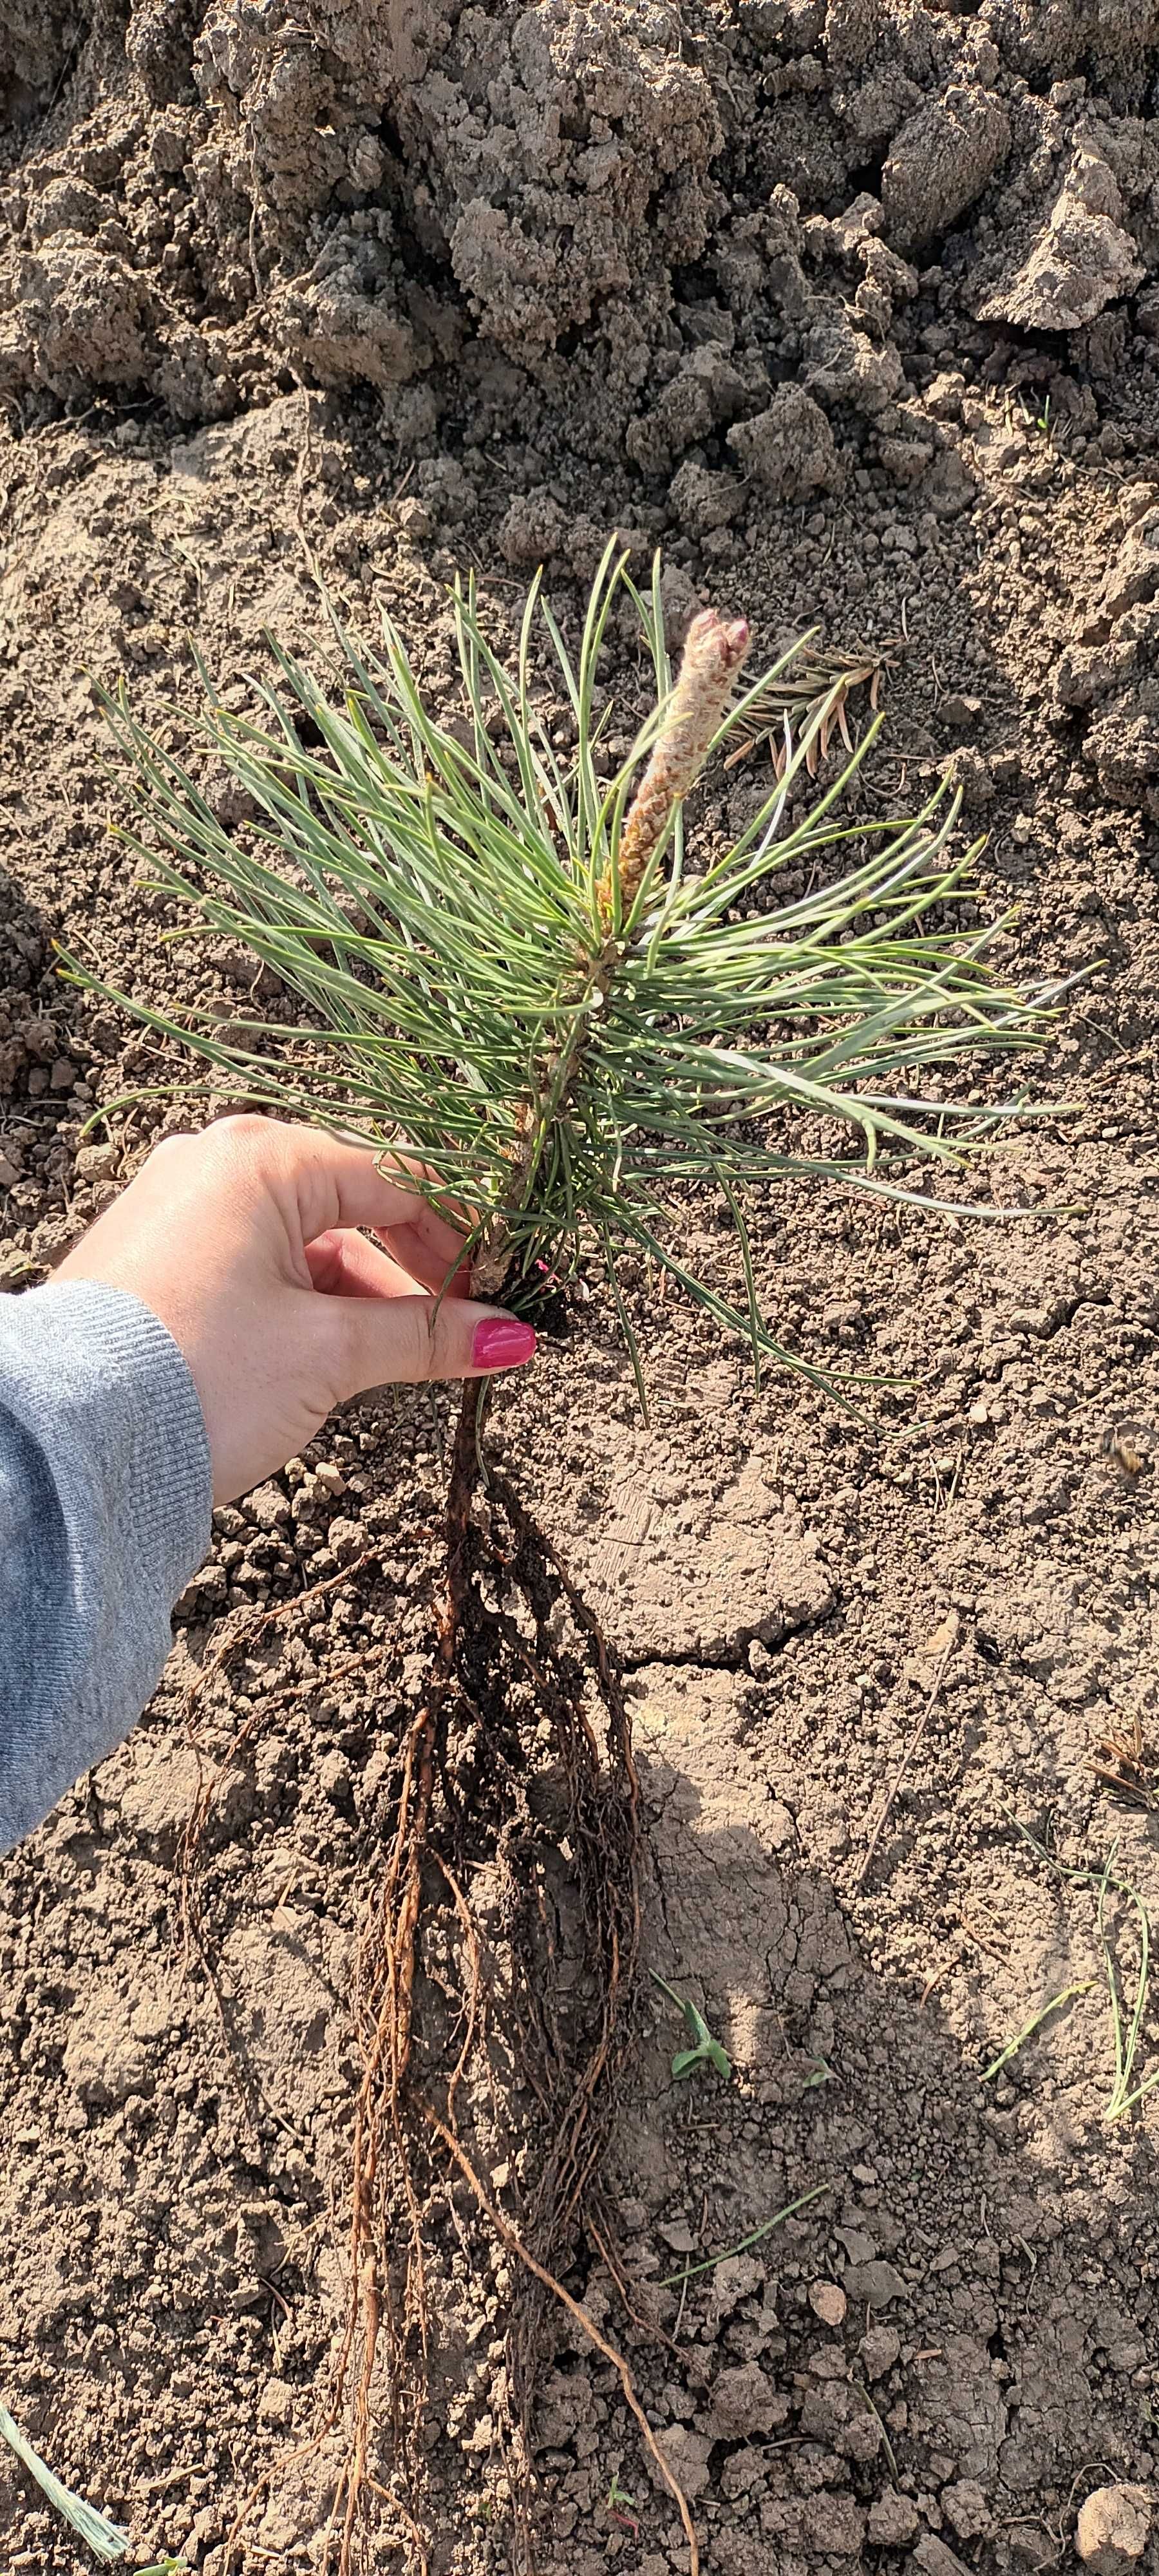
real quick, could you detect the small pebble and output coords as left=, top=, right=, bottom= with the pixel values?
left=1077, top=2484, right=1153, bottom=2576
left=809, top=2279, right=847, bottom=2327
left=75, top=1141, right=118, bottom=1182
left=860, top=2323, right=901, bottom=2379
left=869, top=2492, right=919, bottom=2546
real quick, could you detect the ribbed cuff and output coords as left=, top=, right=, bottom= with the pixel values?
left=0, top=1277, right=212, bottom=1619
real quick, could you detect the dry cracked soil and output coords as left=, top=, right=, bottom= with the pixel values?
left=2, top=5, right=1159, bottom=2576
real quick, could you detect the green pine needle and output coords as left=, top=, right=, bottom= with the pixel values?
left=64, top=545, right=1065, bottom=1396
left=0, top=2400, right=129, bottom=2562
left=978, top=1979, right=1095, bottom=2084
left=1003, top=1810, right=1159, bottom=2121
left=655, top=2179, right=831, bottom=2287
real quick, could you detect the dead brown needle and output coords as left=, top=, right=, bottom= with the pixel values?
left=1102, top=1421, right=1152, bottom=1484
left=1088, top=1711, right=1157, bottom=1812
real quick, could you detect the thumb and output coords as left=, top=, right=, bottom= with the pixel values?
left=330, top=1291, right=537, bottom=1397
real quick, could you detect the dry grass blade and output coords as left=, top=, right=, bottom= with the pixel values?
left=656, top=2181, right=832, bottom=2287
left=856, top=1614, right=959, bottom=1889
left=722, top=637, right=899, bottom=775
left=979, top=1980, right=1095, bottom=2083
left=1088, top=1711, right=1158, bottom=1812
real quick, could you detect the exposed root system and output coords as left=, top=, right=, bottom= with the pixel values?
left=185, top=1383, right=674, bottom=2573
left=328, top=1376, right=660, bottom=2568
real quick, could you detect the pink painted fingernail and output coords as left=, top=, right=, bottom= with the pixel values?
left=472, top=1316, right=537, bottom=1370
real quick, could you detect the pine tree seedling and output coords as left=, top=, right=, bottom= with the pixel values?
left=65, top=545, right=1064, bottom=2573
left=71, top=542, right=1059, bottom=1396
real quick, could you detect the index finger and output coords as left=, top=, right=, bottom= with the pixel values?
left=375, top=1218, right=473, bottom=1298
left=255, top=1121, right=471, bottom=1274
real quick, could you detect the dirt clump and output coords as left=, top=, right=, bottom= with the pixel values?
left=882, top=84, right=1012, bottom=254
left=727, top=381, right=844, bottom=500
left=1077, top=2484, right=1153, bottom=2576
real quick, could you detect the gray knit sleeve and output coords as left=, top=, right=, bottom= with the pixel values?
left=0, top=1280, right=212, bottom=1853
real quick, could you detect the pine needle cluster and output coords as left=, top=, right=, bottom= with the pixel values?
left=71, top=545, right=1059, bottom=1393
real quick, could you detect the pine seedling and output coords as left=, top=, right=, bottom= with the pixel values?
left=70, top=542, right=1058, bottom=1403
left=66, top=549, right=1064, bottom=2574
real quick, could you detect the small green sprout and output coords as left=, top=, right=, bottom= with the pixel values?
left=1004, top=1810, right=1159, bottom=2121
left=607, top=2471, right=640, bottom=2534
left=649, top=1969, right=732, bottom=2081
left=655, top=2180, right=831, bottom=2288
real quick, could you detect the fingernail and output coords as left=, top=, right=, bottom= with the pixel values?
left=472, top=1316, right=537, bottom=1371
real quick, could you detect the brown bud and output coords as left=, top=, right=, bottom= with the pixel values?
left=598, top=607, right=751, bottom=924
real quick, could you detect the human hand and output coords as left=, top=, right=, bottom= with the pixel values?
left=57, top=1115, right=535, bottom=1504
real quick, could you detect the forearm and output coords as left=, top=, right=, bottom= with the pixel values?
left=0, top=1280, right=212, bottom=1853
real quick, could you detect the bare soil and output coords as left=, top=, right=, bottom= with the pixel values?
left=2, top=5, right=1159, bottom=2575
